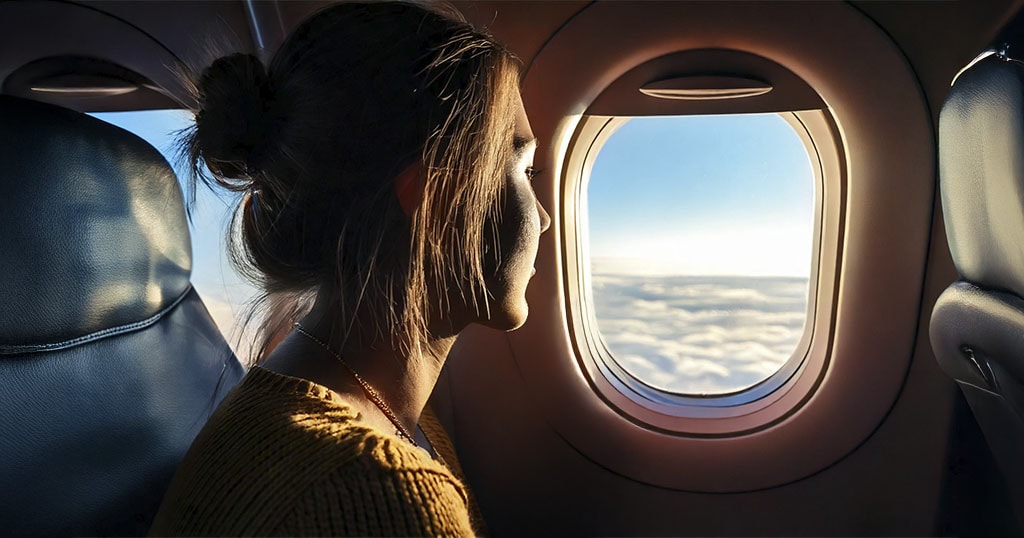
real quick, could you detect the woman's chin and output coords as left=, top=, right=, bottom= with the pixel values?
left=479, top=301, right=529, bottom=332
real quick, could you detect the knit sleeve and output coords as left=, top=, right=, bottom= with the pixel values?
left=273, top=451, right=476, bottom=537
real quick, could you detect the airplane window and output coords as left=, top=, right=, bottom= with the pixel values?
left=90, top=110, right=260, bottom=359
left=586, top=113, right=815, bottom=395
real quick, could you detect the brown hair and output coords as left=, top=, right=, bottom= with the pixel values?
left=180, top=2, right=521, bottom=362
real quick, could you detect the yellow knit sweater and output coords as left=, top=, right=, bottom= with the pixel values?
left=149, top=367, right=476, bottom=536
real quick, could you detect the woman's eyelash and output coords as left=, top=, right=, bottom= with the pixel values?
left=525, top=167, right=543, bottom=180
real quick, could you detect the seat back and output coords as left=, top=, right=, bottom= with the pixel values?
left=932, top=52, right=1024, bottom=523
left=0, top=95, right=244, bottom=535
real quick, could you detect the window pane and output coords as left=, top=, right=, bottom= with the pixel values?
left=91, top=110, right=259, bottom=359
left=587, top=114, right=815, bottom=395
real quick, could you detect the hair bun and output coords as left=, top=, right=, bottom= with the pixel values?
left=195, top=53, right=275, bottom=181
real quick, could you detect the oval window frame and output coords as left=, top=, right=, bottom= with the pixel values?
left=570, top=111, right=829, bottom=420
left=488, top=0, right=935, bottom=492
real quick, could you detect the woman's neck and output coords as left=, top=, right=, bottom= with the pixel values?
left=260, top=291, right=457, bottom=444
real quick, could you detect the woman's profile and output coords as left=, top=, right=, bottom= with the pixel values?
left=149, top=2, right=549, bottom=535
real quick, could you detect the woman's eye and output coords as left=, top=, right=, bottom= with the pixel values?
left=525, top=166, right=542, bottom=181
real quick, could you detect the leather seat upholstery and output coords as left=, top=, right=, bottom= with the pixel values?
left=932, top=53, right=1024, bottom=521
left=0, top=95, right=245, bottom=535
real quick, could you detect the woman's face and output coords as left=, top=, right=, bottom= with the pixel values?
left=479, top=91, right=551, bottom=331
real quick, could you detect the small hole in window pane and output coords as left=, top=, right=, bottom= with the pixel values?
left=587, top=114, right=815, bottom=395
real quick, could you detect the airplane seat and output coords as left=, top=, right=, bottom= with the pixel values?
left=932, top=52, right=1024, bottom=520
left=0, top=95, right=245, bottom=535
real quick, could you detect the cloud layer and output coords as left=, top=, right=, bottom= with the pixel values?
left=591, top=274, right=810, bottom=395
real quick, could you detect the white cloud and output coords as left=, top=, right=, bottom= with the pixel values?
left=592, top=274, right=809, bottom=394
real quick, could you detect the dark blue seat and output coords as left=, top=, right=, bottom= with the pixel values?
left=0, top=95, right=244, bottom=535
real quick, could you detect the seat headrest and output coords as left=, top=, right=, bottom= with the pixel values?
left=0, top=95, right=192, bottom=351
left=939, top=54, right=1024, bottom=297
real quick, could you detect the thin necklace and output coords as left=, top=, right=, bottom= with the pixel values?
left=293, top=323, right=417, bottom=446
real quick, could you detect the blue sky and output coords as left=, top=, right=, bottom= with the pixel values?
left=588, top=114, right=814, bottom=277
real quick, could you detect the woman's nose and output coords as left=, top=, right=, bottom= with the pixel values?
left=537, top=199, right=551, bottom=234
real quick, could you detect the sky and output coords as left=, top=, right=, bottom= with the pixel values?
left=588, top=114, right=815, bottom=277
left=92, top=109, right=814, bottom=394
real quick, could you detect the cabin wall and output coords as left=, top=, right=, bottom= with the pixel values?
left=434, top=1, right=1012, bottom=535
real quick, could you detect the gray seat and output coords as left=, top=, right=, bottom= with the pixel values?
left=932, top=52, right=1024, bottom=524
left=0, top=95, right=244, bottom=535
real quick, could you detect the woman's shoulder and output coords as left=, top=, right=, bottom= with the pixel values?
left=178, top=366, right=451, bottom=469
left=279, top=433, right=474, bottom=537
left=189, top=367, right=357, bottom=446
left=230, top=367, right=473, bottom=534
left=151, top=367, right=472, bottom=536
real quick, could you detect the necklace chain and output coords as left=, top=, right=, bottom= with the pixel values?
left=293, top=323, right=417, bottom=446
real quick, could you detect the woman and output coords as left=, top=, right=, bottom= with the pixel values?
left=149, top=2, right=549, bottom=536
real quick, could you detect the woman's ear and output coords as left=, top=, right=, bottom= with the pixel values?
left=394, top=161, right=426, bottom=216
